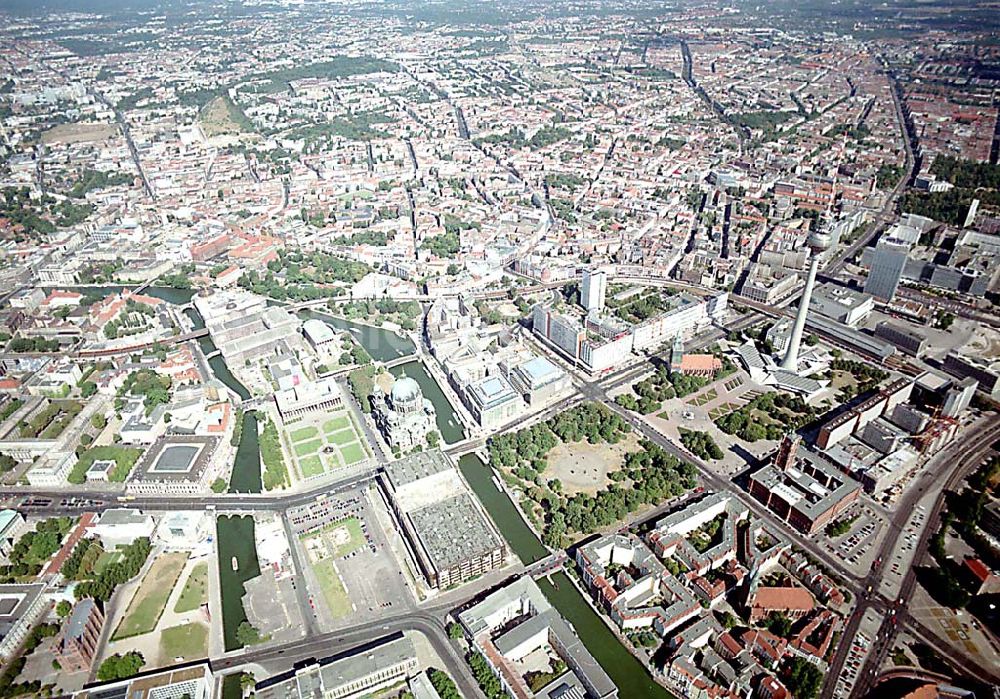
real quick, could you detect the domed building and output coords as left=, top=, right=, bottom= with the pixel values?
left=371, top=375, right=438, bottom=450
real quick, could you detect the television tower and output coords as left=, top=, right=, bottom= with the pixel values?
left=780, top=230, right=832, bottom=372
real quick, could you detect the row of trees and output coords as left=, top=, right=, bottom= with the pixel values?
left=61, top=536, right=104, bottom=579
left=427, top=669, right=461, bottom=699
left=259, top=418, right=290, bottom=490
left=466, top=651, right=508, bottom=699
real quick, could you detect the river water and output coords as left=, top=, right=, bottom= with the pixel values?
left=216, top=515, right=262, bottom=651
left=298, top=309, right=415, bottom=363
left=456, top=457, right=676, bottom=698
left=389, top=360, right=465, bottom=445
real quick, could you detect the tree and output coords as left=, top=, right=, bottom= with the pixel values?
left=783, top=657, right=823, bottom=699
left=211, top=478, right=227, bottom=493
left=91, top=413, right=107, bottom=430
left=239, top=672, right=256, bottom=691
left=236, top=621, right=261, bottom=646
left=80, top=381, right=97, bottom=398
left=447, top=622, right=463, bottom=640
left=56, top=601, right=72, bottom=618
left=764, top=611, right=793, bottom=638
left=97, top=652, right=145, bottom=682
left=427, top=431, right=440, bottom=448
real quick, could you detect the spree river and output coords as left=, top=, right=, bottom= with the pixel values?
left=457, top=453, right=676, bottom=699
left=298, top=309, right=415, bottom=363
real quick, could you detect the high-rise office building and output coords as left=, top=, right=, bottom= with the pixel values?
left=581, top=269, right=607, bottom=313
left=864, top=241, right=909, bottom=301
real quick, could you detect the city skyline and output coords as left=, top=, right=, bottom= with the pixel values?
left=0, top=2, right=999, bottom=699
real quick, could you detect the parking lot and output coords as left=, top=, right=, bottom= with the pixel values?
left=288, top=485, right=412, bottom=631
left=822, top=502, right=887, bottom=574
left=832, top=607, right=882, bottom=699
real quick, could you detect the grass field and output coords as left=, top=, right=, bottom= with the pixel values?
left=94, top=550, right=123, bottom=575
left=41, top=122, right=117, bottom=144
left=198, top=95, right=251, bottom=137
left=173, top=562, right=208, bottom=614
left=294, top=439, right=323, bottom=457
left=313, top=560, right=351, bottom=618
left=328, top=428, right=356, bottom=446
left=113, top=552, right=188, bottom=640
left=299, top=454, right=324, bottom=478
left=159, top=622, right=208, bottom=662
left=287, top=409, right=368, bottom=480
left=340, top=443, right=366, bottom=465
left=688, top=388, right=718, bottom=407
left=323, top=416, right=349, bottom=433
left=290, top=426, right=319, bottom=442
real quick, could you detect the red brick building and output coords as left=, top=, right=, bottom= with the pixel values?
left=53, top=599, right=104, bottom=672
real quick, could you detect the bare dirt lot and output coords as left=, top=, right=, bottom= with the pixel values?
left=198, top=96, right=246, bottom=137
left=546, top=432, right=641, bottom=496
left=41, top=122, right=118, bottom=144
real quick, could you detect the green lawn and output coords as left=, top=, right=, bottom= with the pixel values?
left=313, top=560, right=351, bottom=618
left=293, top=439, right=323, bottom=457
left=173, top=562, right=208, bottom=613
left=328, top=427, right=357, bottom=446
left=159, top=622, right=208, bottom=662
left=94, top=550, right=123, bottom=575
left=340, top=443, right=366, bottom=465
left=68, top=446, right=143, bottom=485
left=299, top=454, right=324, bottom=478
left=322, top=416, right=350, bottom=433
left=112, top=552, right=188, bottom=640
left=290, top=425, right=319, bottom=443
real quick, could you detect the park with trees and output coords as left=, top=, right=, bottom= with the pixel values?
left=488, top=403, right=698, bottom=548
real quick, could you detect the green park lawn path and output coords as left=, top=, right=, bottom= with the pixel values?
left=112, top=552, right=188, bottom=640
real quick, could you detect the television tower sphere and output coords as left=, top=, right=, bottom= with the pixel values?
left=807, top=230, right=832, bottom=253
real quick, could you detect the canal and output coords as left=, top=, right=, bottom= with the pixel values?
left=220, top=674, right=242, bottom=699
left=458, top=454, right=675, bottom=699
left=216, top=515, right=262, bottom=652
left=299, top=309, right=414, bottom=363
left=538, top=573, right=676, bottom=699
left=389, top=360, right=465, bottom=445
left=229, top=411, right=262, bottom=493
left=183, top=305, right=259, bottom=491
left=458, top=454, right=547, bottom=563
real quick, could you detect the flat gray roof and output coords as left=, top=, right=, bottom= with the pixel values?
left=408, top=493, right=502, bottom=572
left=384, top=449, right=453, bottom=489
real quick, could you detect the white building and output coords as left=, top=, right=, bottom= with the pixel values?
left=581, top=269, right=607, bottom=313
left=90, top=509, right=156, bottom=549
left=26, top=453, right=75, bottom=487
left=0, top=584, right=49, bottom=661
left=155, top=511, right=212, bottom=549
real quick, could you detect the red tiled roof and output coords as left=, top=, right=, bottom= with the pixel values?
left=965, top=557, right=992, bottom=583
